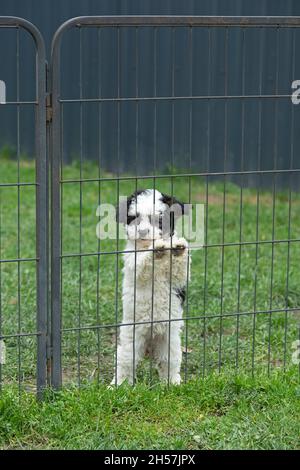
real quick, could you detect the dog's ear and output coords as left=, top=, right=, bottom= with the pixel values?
left=160, top=192, right=190, bottom=217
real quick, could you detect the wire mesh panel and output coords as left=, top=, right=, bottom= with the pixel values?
left=0, top=17, right=47, bottom=397
left=50, top=16, right=300, bottom=389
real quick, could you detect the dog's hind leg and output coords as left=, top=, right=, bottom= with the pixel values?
left=153, top=325, right=182, bottom=385
left=110, top=325, right=147, bottom=386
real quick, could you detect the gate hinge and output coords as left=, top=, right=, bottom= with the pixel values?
left=46, top=93, right=53, bottom=123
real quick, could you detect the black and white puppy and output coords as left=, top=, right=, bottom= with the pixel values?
left=111, top=189, right=190, bottom=385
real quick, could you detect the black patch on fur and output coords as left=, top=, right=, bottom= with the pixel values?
left=175, top=287, right=186, bottom=306
left=159, top=192, right=188, bottom=236
left=116, top=189, right=147, bottom=224
left=160, top=193, right=186, bottom=215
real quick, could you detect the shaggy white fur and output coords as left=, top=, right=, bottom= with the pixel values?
left=111, top=189, right=190, bottom=386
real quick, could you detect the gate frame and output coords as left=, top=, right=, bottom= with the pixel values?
left=1, top=14, right=299, bottom=396
left=48, top=15, right=299, bottom=389
left=0, top=17, right=48, bottom=398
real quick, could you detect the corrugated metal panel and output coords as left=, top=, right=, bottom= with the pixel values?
left=0, top=0, right=299, bottom=187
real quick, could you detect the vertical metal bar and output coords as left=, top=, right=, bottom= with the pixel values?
left=167, top=174, right=174, bottom=386
left=34, top=24, right=48, bottom=399
left=171, top=26, right=175, bottom=172
left=219, top=180, right=226, bottom=373
left=16, top=26, right=22, bottom=394
left=132, top=26, right=138, bottom=385
left=167, top=26, right=176, bottom=385
left=59, top=39, right=64, bottom=383
left=60, top=102, right=64, bottom=380
left=149, top=25, right=158, bottom=383
left=51, top=26, right=63, bottom=390
left=218, top=27, right=229, bottom=373
left=252, top=27, right=264, bottom=376
left=235, top=28, right=246, bottom=370
left=267, top=27, right=280, bottom=375
left=114, top=26, right=121, bottom=385
left=202, top=26, right=212, bottom=378
left=45, top=62, right=51, bottom=388
left=96, top=27, right=102, bottom=383
left=77, top=26, right=83, bottom=387
left=184, top=25, right=193, bottom=384
left=114, top=178, right=120, bottom=387
left=283, top=29, right=295, bottom=370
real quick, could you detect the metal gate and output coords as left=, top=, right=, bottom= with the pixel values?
left=0, top=16, right=299, bottom=396
left=49, top=16, right=300, bottom=389
left=0, top=17, right=47, bottom=398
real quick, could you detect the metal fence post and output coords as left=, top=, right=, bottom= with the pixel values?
left=50, top=30, right=62, bottom=389
left=34, top=23, right=48, bottom=399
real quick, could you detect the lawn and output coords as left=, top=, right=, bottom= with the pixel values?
left=0, top=157, right=299, bottom=449
left=0, top=370, right=299, bottom=449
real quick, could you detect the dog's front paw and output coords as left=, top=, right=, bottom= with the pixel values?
left=154, top=239, right=168, bottom=259
left=172, top=238, right=188, bottom=257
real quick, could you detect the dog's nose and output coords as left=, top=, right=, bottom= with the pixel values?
left=139, top=228, right=149, bottom=238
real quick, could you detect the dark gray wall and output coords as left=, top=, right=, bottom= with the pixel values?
left=0, top=0, right=300, bottom=187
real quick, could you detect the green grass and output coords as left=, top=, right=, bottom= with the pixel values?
left=0, top=370, right=299, bottom=449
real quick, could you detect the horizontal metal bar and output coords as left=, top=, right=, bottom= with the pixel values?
left=59, top=94, right=295, bottom=104
left=1, top=101, right=38, bottom=106
left=53, top=16, right=300, bottom=32
left=203, top=238, right=300, bottom=249
left=60, top=168, right=300, bottom=185
left=62, top=306, right=300, bottom=334
left=0, top=257, right=38, bottom=264
left=0, top=331, right=41, bottom=339
left=0, top=182, right=37, bottom=188
left=61, top=238, right=300, bottom=259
